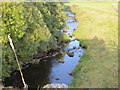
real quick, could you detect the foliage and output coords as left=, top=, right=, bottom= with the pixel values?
left=58, top=34, right=70, bottom=42
left=34, top=2, right=67, bottom=41
left=1, top=2, right=67, bottom=79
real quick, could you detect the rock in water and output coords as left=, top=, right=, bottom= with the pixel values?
left=67, top=52, right=74, bottom=57
left=58, top=59, right=64, bottom=63
left=73, top=46, right=76, bottom=49
left=55, top=78, right=60, bottom=80
left=68, top=72, right=73, bottom=76
left=43, top=83, right=68, bottom=88
left=69, top=35, right=72, bottom=38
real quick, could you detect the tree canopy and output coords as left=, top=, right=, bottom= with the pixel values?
left=1, top=2, right=67, bottom=80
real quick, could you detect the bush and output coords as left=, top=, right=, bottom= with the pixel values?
left=1, top=2, right=67, bottom=80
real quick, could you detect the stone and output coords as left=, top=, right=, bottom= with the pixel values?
left=31, top=59, right=40, bottom=64
left=75, top=38, right=79, bottom=41
left=68, top=33, right=70, bottom=35
left=63, top=30, right=67, bottom=33
left=78, top=55, right=81, bottom=57
left=58, top=59, right=64, bottom=63
left=73, top=29, right=76, bottom=31
left=68, top=72, right=74, bottom=76
left=69, top=35, right=72, bottom=38
left=82, top=46, right=87, bottom=49
left=55, top=78, right=60, bottom=80
left=43, top=83, right=68, bottom=88
left=68, top=49, right=70, bottom=52
left=73, top=46, right=76, bottom=49
left=67, top=52, right=74, bottom=57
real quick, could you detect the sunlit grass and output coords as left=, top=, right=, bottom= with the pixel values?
left=67, top=2, right=118, bottom=88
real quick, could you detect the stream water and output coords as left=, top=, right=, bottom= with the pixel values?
left=3, top=11, right=84, bottom=89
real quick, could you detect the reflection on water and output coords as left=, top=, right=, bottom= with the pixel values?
left=4, top=11, right=84, bottom=89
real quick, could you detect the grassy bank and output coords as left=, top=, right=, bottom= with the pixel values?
left=67, top=3, right=118, bottom=88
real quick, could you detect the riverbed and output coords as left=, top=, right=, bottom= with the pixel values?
left=3, top=11, right=84, bottom=89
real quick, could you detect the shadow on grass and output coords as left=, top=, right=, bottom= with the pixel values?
left=70, top=37, right=118, bottom=88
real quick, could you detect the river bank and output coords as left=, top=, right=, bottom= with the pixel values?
left=3, top=11, right=84, bottom=89
left=67, top=3, right=118, bottom=88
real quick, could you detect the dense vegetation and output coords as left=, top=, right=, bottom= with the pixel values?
left=1, top=2, right=67, bottom=80
left=66, top=3, right=118, bottom=88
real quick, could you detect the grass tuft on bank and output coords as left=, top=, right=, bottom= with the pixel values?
left=67, top=3, right=118, bottom=88
left=58, top=34, right=71, bottom=42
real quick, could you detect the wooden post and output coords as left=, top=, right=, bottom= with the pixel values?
left=8, top=35, right=28, bottom=88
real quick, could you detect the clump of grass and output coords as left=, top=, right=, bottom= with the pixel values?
left=68, top=3, right=118, bottom=88
left=58, top=34, right=71, bottom=43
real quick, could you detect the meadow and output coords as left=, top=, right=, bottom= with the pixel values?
left=66, top=2, right=119, bottom=88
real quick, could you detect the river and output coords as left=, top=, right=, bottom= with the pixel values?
left=3, top=11, right=84, bottom=89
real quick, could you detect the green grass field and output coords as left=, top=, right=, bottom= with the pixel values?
left=66, top=2, right=118, bottom=88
